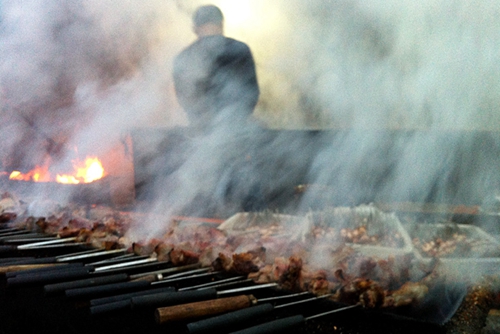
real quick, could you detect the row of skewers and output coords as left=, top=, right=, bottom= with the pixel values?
left=0, top=226, right=365, bottom=334
left=0, top=196, right=473, bottom=333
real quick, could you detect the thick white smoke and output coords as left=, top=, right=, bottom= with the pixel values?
left=1, top=0, right=500, bottom=237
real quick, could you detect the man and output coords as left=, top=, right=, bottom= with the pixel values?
left=173, top=5, right=260, bottom=132
left=171, top=5, right=264, bottom=214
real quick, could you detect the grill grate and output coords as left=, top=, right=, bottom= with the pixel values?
left=0, top=236, right=449, bottom=334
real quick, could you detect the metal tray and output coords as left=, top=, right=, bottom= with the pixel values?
left=304, top=204, right=414, bottom=258
left=405, top=222, right=500, bottom=283
left=218, top=211, right=306, bottom=238
left=219, top=205, right=414, bottom=259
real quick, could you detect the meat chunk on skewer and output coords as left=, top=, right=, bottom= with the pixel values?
left=382, top=281, right=429, bottom=308
left=212, top=247, right=266, bottom=275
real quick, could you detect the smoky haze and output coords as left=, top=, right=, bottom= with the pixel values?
left=1, top=1, right=500, bottom=238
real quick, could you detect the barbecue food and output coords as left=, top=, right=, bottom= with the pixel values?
left=1, top=194, right=442, bottom=313
left=212, top=249, right=265, bottom=276
left=302, top=270, right=333, bottom=296
left=0, top=192, right=24, bottom=216
left=0, top=212, right=17, bottom=223
left=305, top=206, right=408, bottom=248
left=333, top=277, right=385, bottom=308
left=382, top=281, right=429, bottom=308
left=406, top=220, right=500, bottom=258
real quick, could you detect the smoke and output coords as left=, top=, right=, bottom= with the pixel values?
left=1, top=0, right=500, bottom=237
left=253, top=1, right=500, bottom=130
left=284, top=1, right=500, bottom=215
left=0, top=0, right=185, bottom=170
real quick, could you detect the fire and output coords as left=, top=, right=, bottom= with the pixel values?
left=57, top=157, right=105, bottom=184
left=9, top=165, right=51, bottom=182
left=9, top=157, right=105, bottom=184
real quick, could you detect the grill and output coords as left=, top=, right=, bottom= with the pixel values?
left=0, top=207, right=499, bottom=334
left=1, top=128, right=500, bottom=333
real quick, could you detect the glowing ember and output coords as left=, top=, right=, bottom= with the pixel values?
left=9, top=157, right=105, bottom=184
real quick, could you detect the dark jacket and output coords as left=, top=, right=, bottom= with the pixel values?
left=173, top=35, right=259, bottom=130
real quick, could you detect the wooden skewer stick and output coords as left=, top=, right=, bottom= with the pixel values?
left=157, top=291, right=312, bottom=324
left=0, top=263, right=69, bottom=275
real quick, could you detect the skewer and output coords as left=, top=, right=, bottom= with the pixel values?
left=149, top=270, right=219, bottom=286
left=90, top=276, right=249, bottom=308
left=156, top=291, right=313, bottom=325
left=88, top=287, right=178, bottom=315
left=89, top=276, right=251, bottom=315
left=0, top=263, right=70, bottom=274
left=130, top=283, right=279, bottom=310
left=87, top=257, right=172, bottom=276
left=0, top=256, right=36, bottom=264
left=228, top=304, right=361, bottom=334
left=1, top=256, right=69, bottom=267
left=83, top=254, right=151, bottom=268
left=44, top=263, right=203, bottom=296
left=54, top=248, right=106, bottom=259
left=85, top=253, right=136, bottom=266
left=0, top=227, right=23, bottom=234
left=152, top=267, right=210, bottom=279
left=2, top=237, right=65, bottom=244
left=92, top=257, right=158, bottom=272
left=62, top=265, right=208, bottom=299
left=0, top=230, right=32, bottom=238
left=55, top=248, right=126, bottom=262
left=65, top=269, right=220, bottom=299
left=178, top=276, right=249, bottom=291
left=6, top=263, right=95, bottom=287
left=0, top=242, right=90, bottom=255
left=1, top=249, right=114, bottom=274
left=44, top=273, right=130, bottom=296
left=3, top=249, right=128, bottom=270
left=0, top=233, right=54, bottom=242
left=17, top=237, right=77, bottom=249
left=19, top=242, right=88, bottom=249
left=0, top=236, right=106, bottom=256
left=5, top=262, right=85, bottom=277
left=187, top=293, right=330, bottom=333
left=128, top=263, right=204, bottom=280
left=6, top=256, right=165, bottom=287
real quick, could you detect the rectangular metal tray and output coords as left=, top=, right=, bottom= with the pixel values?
left=404, top=222, right=500, bottom=283
left=219, top=204, right=414, bottom=259
left=304, top=204, right=414, bottom=258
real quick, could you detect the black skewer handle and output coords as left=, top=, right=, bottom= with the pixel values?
left=89, top=286, right=177, bottom=315
left=65, top=279, right=151, bottom=299
left=5, top=262, right=84, bottom=278
left=229, top=315, right=305, bottom=334
left=0, top=257, right=36, bottom=264
left=1, top=256, right=58, bottom=266
left=187, top=303, right=274, bottom=334
left=89, top=299, right=132, bottom=315
left=0, top=245, right=18, bottom=253
left=131, top=288, right=218, bottom=309
left=90, top=286, right=176, bottom=306
left=7, top=265, right=94, bottom=287
left=44, top=273, right=129, bottom=296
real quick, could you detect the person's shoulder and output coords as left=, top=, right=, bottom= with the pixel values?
left=174, top=40, right=201, bottom=68
left=224, top=37, right=250, bottom=48
left=176, top=41, right=197, bottom=58
left=223, top=37, right=252, bottom=54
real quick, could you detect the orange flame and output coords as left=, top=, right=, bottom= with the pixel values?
left=9, top=165, right=51, bottom=182
left=57, top=157, right=104, bottom=184
left=9, top=157, right=105, bottom=184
